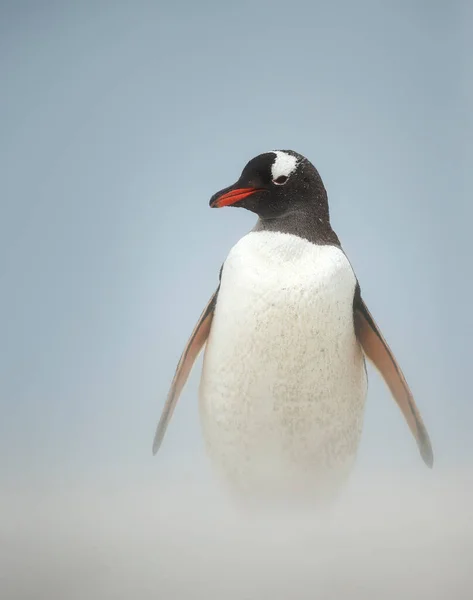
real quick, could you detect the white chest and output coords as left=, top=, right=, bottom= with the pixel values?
left=199, top=231, right=367, bottom=500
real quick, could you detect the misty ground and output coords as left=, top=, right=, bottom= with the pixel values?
left=1, top=469, right=472, bottom=599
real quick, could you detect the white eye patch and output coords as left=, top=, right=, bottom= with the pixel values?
left=270, top=151, right=299, bottom=181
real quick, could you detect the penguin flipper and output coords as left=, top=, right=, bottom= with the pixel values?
left=354, top=296, right=434, bottom=468
left=152, top=289, right=219, bottom=455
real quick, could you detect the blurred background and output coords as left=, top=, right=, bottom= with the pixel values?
left=1, top=1, right=472, bottom=598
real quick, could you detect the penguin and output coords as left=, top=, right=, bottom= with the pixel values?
left=152, top=150, right=433, bottom=507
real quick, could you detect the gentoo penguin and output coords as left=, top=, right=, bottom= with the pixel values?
left=152, top=150, right=433, bottom=506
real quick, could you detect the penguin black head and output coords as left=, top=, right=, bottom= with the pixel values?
left=209, top=150, right=330, bottom=222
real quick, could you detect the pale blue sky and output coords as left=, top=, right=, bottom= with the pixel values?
left=1, top=0, right=471, bottom=492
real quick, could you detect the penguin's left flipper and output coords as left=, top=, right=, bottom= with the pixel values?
left=354, top=295, right=434, bottom=468
left=152, top=288, right=219, bottom=455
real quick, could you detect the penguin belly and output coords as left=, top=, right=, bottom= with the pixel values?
left=199, top=231, right=368, bottom=506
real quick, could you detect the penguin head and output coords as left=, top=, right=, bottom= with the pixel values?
left=209, top=150, right=329, bottom=221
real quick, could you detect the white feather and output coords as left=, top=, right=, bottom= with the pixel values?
left=199, top=231, right=368, bottom=506
left=270, top=151, right=299, bottom=181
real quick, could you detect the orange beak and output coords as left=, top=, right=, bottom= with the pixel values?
left=210, top=187, right=263, bottom=208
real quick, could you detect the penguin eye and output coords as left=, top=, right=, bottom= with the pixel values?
left=273, top=175, right=288, bottom=185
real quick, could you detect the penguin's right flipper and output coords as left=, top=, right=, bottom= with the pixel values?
left=152, top=288, right=219, bottom=455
